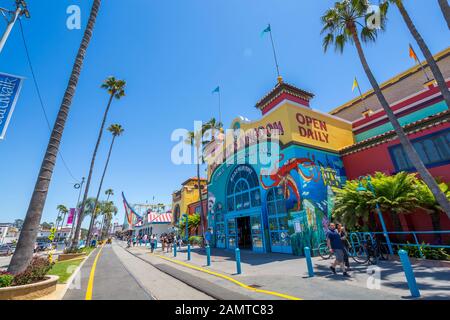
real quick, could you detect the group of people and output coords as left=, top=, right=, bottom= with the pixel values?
left=159, top=233, right=182, bottom=253
left=326, top=222, right=351, bottom=277
left=126, top=234, right=158, bottom=253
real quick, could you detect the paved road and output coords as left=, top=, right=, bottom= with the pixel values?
left=63, top=242, right=212, bottom=300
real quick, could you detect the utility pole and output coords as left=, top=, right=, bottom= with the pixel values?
left=0, top=0, right=30, bottom=54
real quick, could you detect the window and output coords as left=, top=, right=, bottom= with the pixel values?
left=267, top=187, right=292, bottom=253
left=389, top=129, right=450, bottom=172
left=226, top=165, right=261, bottom=212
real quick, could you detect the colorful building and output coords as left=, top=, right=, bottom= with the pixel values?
left=171, top=177, right=207, bottom=225
left=204, top=47, right=450, bottom=255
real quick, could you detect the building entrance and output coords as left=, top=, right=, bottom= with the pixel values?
left=237, top=216, right=252, bottom=249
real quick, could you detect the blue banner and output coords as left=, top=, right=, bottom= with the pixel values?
left=0, top=72, right=24, bottom=139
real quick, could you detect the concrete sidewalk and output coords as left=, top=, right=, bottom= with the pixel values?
left=128, top=243, right=449, bottom=300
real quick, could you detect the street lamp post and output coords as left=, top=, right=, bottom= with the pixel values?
left=0, top=1, right=30, bottom=54
left=357, top=175, right=394, bottom=255
left=69, top=177, right=85, bottom=242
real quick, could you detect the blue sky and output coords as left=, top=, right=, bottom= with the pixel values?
left=0, top=0, right=448, bottom=227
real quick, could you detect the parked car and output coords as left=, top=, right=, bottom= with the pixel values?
left=0, top=244, right=13, bottom=256
left=35, top=242, right=53, bottom=252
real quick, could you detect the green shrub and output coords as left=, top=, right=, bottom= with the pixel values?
left=401, top=242, right=450, bottom=261
left=189, top=236, right=203, bottom=246
left=12, top=257, right=54, bottom=286
left=0, top=272, right=14, bottom=288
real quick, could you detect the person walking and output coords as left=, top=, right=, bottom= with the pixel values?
left=132, top=235, right=137, bottom=247
left=150, top=234, right=157, bottom=253
left=160, top=234, right=166, bottom=252
left=205, top=228, right=213, bottom=247
left=337, top=223, right=350, bottom=270
left=326, top=223, right=350, bottom=277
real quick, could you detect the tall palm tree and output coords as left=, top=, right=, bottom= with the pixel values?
left=56, top=205, right=69, bottom=241
left=8, top=0, right=102, bottom=275
left=71, top=78, right=126, bottom=250
left=105, top=189, right=114, bottom=201
left=384, top=1, right=450, bottom=107
left=100, top=201, right=118, bottom=239
left=321, top=0, right=450, bottom=219
left=87, top=124, right=124, bottom=242
left=437, top=0, right=450, bottom=29
left=185, top=118, right=223, bottom=241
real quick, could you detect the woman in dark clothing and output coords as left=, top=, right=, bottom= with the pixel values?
left=337, top=223, right=350, bottom=269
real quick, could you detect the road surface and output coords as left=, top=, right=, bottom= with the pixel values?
left=63, top=241, right=212, bottom=300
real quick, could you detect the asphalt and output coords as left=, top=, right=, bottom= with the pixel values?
left=63, top=245, right=153, bottom=300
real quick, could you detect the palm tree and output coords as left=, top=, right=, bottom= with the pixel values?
left=100, top=201, right=118, bottom=239
left=332, top=180, right=375, bottom=230
left=105, top=189, right=114, bottom=201
left=416, top=181, right=450, bottom=243
left=71, top=78, right=126, bottom=250
left=55, top=205, right=69, bottom=241
left=185, top=118, right=223, bottom=241
left=8, top=0, right=102, bottom=275
left=384, top=1, right=450, bottom=107
left=369, top=172, right=419, bottom=232
left=321, top=0, right=450, bottom=219
left=87, top=124, right=124, bottom=242
left=437, top=0, right=450, bottom=29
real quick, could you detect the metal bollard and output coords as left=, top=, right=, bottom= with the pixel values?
left=206, top=245, right=211, bottom=266
left=304, top=247, right=314, bottom=277
left=187, top=244, right=191, bottom=261
left=173, top=243, right=177, bottom=257
left=235, top=248, right=241, bottom=274
left=398, top=250, right=420, bottom=298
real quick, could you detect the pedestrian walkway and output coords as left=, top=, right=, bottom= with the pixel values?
left=128, top=244, right=450, bottom=300
left=64, top=245, right=152, bottom=300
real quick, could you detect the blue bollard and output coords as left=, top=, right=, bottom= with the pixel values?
left=173, top=243, right=177, bottom=257
left=187, top=244, right=191, bottom=261
left=304, top=247, right=314, bottom=277
left=398, top=250, right=420, bottom=298
left=206, top=245, right=211, bottom=266
left=235, top=248, right=241, bottom=274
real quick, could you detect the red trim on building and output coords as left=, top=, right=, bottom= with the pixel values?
left=352, top=81, right=449, bottom=130
left=261, top=92, right=310, bottom=115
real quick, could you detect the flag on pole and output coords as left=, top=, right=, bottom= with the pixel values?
left=212, top=86, right=220, bottom=94
left=352, top=77, right=359, bottom=92
left=409, top=44, right=419, bottom=63
left=260, top=24, right=271, bottom=37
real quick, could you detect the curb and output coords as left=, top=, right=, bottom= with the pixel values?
left=56, top=247, right=98, bottom=300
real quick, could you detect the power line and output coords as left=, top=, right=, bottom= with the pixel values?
left=18, top=18, right=80, bottom=183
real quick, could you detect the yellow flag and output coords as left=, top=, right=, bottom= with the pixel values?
left=352, top=77, right=359, bottom=92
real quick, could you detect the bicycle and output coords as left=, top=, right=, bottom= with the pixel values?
left=318, top=240, right=369, bottom=265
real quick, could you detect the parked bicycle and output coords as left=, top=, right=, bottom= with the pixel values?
left=317, top=240, right=370, bottom=265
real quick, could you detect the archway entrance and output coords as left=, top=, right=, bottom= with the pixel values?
left=237, top=216, right=252, bottom=249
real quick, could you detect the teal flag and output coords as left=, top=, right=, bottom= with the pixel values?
left=212, top=86, right=220, bottom=94
left=260, top=24, right=271, bottom=37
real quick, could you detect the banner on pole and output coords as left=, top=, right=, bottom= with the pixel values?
left=67, top=208, right=76, bottom=225
left=0, top=72, right=24, bottom=140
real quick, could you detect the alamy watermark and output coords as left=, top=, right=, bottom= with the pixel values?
left=66, top=5, right=81, bottom=30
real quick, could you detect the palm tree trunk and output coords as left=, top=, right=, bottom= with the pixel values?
left=349, top=25, right=450, bottom=220
left=7, top=0, right=102, bottom=275
left=438, top=0, right=450, bottom=29
left=396, top=1, right=450, bottom=108
left=71, top=93, right=114, bottom=249
left=87, top=135, right=116, bottom=243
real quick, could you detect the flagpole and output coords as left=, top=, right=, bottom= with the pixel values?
left=355, top=79, right=370, bottom=113
left=410, top=44, right=430, bottom=82
left=268, top=24, right=281, bottom=79
left=218, top=89, right=222, bottom=125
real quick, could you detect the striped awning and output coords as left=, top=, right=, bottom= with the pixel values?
left=148, top=212, right=172, bottom=224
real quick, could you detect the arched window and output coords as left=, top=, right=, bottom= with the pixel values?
left=226, top=165, right=261, bottom=212
left=173, top=205, right=180, bottom=224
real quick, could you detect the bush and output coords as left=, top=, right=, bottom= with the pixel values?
left=188, top=236, right=203, bottom=246
left=12, top=257, right=54, bottom=286
left=401, top=242, right=450, bottom=261
left=0, top=272, right=14, bottom=288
